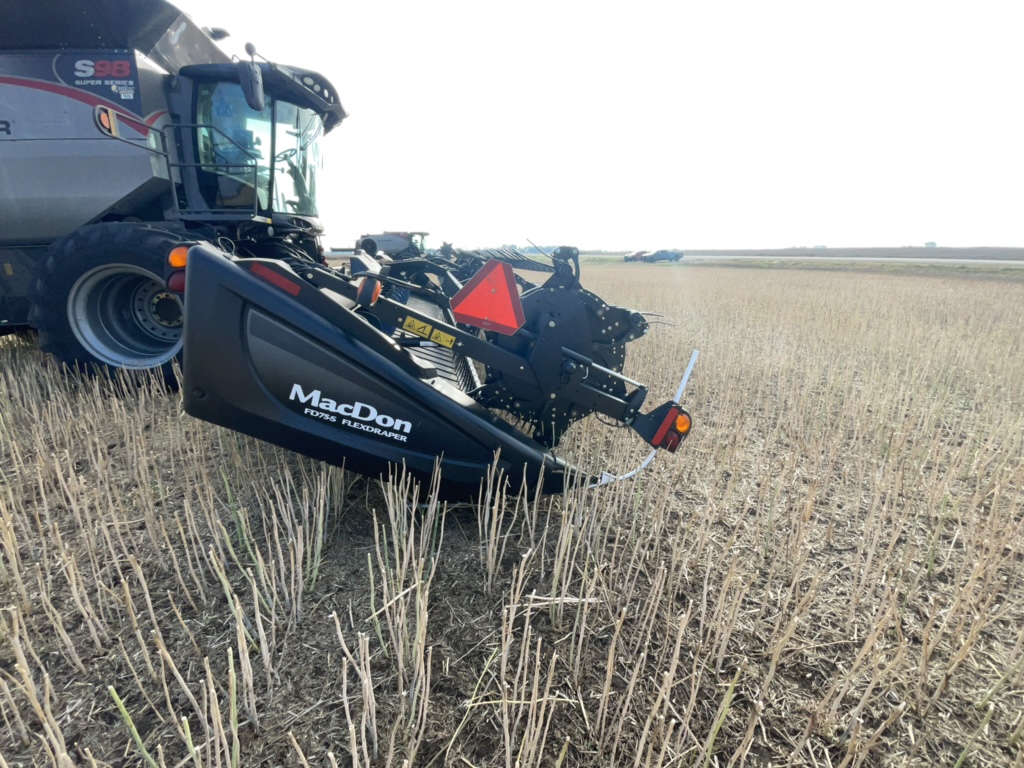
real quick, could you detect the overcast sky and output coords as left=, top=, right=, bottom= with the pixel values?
left=174, top=0, right=1023, bottom=250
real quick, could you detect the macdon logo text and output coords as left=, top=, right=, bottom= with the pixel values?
left=289, top=383, right=411, bottom=442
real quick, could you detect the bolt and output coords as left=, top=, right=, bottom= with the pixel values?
left=549, top=320, right=556, bottom=328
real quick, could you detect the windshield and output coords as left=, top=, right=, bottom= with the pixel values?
left=273, top=101, right=322, bottom=216
left=194, top=82, right=324, bottom=217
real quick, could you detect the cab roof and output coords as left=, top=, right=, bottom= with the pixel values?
left=1, top=0, right=229, bottom=73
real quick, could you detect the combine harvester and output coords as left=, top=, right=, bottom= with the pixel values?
left=0, top=0, right=693, bottom=495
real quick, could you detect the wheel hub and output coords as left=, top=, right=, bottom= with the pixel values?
left=134, top=284, right=183, bottom=339
left=68, top=264, right=183, bottom=369
left=150, top=293, right=184, bottom=327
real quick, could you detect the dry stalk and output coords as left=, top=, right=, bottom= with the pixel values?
left=372, top=464, right=444, bottom=763
left=332, top=616, right=378, bottom=761
left=477, top=457, right=515, bottom=595
left=231, top=595, right=260, bottom=730
left=2, top=609, right=72, bottom=764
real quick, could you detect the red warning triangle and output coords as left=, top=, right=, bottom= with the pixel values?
left=450, top=259, right=525, bottom=335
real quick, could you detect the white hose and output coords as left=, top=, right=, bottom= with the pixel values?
left=589, top=349, right=699, bottom=489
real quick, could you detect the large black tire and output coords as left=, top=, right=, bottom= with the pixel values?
left=27, top=223, right=189, bottom=381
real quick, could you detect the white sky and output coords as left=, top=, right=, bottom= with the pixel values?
left=174, top=0, right=1023, bottom=250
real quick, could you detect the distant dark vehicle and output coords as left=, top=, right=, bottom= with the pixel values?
left=624, top=250, right=649, bottom=262
left=643, top=250, right=683, bottom=263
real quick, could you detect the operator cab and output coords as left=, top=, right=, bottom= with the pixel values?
left=408, top=232, right=427, bottom=253
left=171, top=61, right=345, bottom=232
left=192, top=81, right=323, bottom=216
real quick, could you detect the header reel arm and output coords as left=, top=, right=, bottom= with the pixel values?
left=283, top=248, right=691, bottom=453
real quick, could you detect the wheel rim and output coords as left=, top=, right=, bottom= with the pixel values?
left=67, top=264, right=183, bottom=369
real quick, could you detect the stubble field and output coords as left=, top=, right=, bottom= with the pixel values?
left=1, top=264, right=1022, bottom=767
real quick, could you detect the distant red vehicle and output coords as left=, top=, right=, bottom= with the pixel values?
left=624, top=250, right=649, bottom=262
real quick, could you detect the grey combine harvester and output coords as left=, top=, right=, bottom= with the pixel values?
left=0, top=0, right=693, bottom=495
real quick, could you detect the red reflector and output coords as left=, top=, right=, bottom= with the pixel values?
left=251, top=262, right=302, bottom=296
left=651, top=406, right=681, bottom=447
left=450, top=260, right=525, bottom=335
left=663, top=431, right=681, bottom=452
left=167, top=270, right=186, bottom=293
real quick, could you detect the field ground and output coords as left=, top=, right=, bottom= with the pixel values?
left=682, top=247, right=1024, bottom=261
left=1, top=263, right=1023, bottom=766
left=583, top=247, right=1024, bottom=261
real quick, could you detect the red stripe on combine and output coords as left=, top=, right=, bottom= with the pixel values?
left=250, top=262, right=302, bottom=296
left=0, top=76, right=159, bottom=135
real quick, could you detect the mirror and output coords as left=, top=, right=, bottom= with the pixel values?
left=239, top=44, right=265, bottom=112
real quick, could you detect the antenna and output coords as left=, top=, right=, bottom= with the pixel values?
left=526, top=238, right=550, bottom=259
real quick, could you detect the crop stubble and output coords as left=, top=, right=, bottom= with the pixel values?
left=0, top=264, right=1022, bottom=766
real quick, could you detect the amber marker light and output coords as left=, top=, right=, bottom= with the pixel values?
left=168, top=246, right=189, bottom=268
left=356, top=277, right=383, bottom=306
left=675, top=412, right=692, bottom=435
left=166, top=246, right=189, bottom=293
left=94, top=106, right=119, bottom=137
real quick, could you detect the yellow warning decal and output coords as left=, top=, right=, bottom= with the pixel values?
left=430, top=329, right=456, bottom=348
left=3, top=263, right=13, bottom=277
left=403, top=317, right=433, bottom=339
